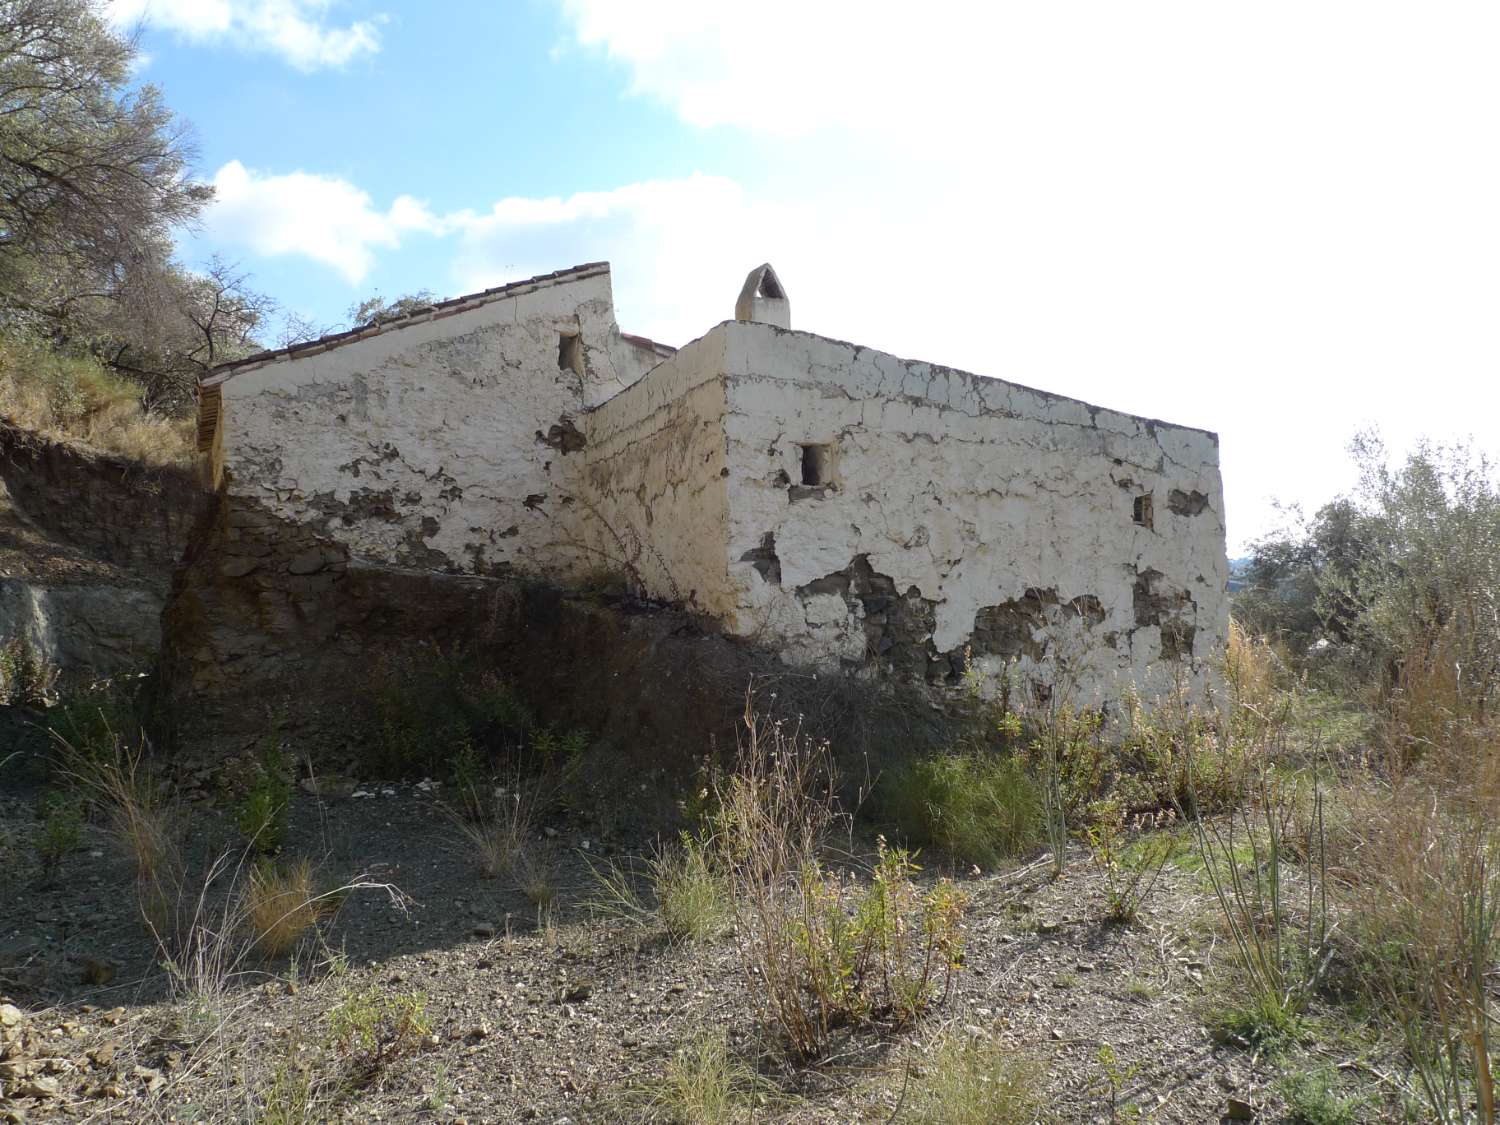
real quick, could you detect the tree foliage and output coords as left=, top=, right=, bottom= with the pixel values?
left=347, top=289, right=438, bottom=329
left=0, top=0, right=206, bottom=313
left=1236, top=433, right=1500, bottom=714
left=0, top=1, right=301, bottom=420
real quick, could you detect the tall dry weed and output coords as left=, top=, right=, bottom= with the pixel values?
left=718, top=701, right=967, bottom=1058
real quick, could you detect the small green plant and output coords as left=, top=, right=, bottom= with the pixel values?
left=879, top=750, right=1042, bottom=868
left=238, top=730, right=292, bottom=854
left=423, top=1064, right=454, bottom=1112
left=624, top=1030, right=780, bottom=1123
left=1280, top=1066, right=1363, bottom=1125
left=1203, top=982, right=1304, bottom=1048
left=326, top=986, right=430, bottom=1083
left=34, top=789, right=83, bottom=877
left=1085, top=801, right=1174, bottom=922
left=530, top=725, right=588, bottom=769
left=257, top=1041, right=318, bottom=1125
left=1094, top=1042, right=1143, bottom=1122
left=901, top=1029, right=1041, bottom=1125
left=449, top=736, right=487, bottom=820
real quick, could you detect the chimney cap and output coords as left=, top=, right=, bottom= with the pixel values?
left=735, top=263, right=790, bottom=329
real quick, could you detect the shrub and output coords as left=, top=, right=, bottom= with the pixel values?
left=44, top=682, right=142, bottom=771
left=0, top=635, right=58, bottom=705
left=367, top=647, right=533, bottom=777
left=901, top=1029, right=1041, bottom=1125
left=327, top=986, right=430, bottom=1084
left=237, top=730, right=292, bottom=854
left=879, top=751, right=1042, bottom=868
left=718, top=705, right=968, bottom=1058
left=246, top=858, right=332, bottom=958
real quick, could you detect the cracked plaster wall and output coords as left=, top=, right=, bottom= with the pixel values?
left=699, top=321, right=1230, bottom=707
left=207, top=276, right=1227, bottom=713
left=576, top=332, right=732, bottom=612
left=213, top=270, right=651, bottom=580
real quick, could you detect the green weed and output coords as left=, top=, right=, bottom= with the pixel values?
left=878, top=751, right=1042, bottom=869
left=902, top=1029, right=1041, bottom=1125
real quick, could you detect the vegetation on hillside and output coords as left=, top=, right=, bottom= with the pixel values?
left=0, top=1, right=311, bottom=460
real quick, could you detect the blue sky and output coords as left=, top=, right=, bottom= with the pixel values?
left=108, top=1, right=1500, bottom=551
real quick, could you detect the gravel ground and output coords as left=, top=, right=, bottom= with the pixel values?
left=0, top=774, right=1399, bottom=1123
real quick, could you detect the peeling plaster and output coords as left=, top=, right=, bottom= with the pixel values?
left=212, top=277, right=1228, bottom=711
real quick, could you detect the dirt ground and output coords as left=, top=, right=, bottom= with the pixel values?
left=0, top=765, right=1397, bottom=1124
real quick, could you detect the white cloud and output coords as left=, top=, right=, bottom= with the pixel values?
left=447, top=175, right=792, bottom=343
left=203, top=161, right=441, bottom=283
left=551, top=1, right=1500, bottom=550
left=106, top=0, right=381, bottom=70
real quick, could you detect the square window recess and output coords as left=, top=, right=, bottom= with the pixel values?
left=1132, top=493, right=1154, bottom=529
left=557, top=333, right=583, bottom=376
left=800, top=444, right=832, bottom=486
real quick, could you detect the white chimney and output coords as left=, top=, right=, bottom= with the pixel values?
left=734, top=263, right=790, bottom=329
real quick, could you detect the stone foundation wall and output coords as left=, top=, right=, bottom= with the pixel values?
left=161, top=488, right=949, bottom=783
left=0, top=423, right=206, bottom=588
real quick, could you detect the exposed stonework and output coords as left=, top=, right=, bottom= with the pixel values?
left=0, top=423, right=209, bottom=680
left=179, top=260, right=1229, bottom=726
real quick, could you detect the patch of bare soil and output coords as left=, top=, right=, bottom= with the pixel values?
left=0, top=781, right=1385, bottom=1123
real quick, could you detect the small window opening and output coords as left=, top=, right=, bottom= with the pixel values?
left=800, top=443, right=831, bottom=486
left=1132, top=493, right=1154, bottom=529
left=557, top=332, right=583, bottom=376
left=758, top=272, right=785, bottom=300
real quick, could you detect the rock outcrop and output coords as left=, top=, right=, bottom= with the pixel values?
left=0, top=423, right=208, bottom=683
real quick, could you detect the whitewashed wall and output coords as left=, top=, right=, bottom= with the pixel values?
left=210, top=269, right=647, bottom=578
left=709, top=322, right=1229, bottom=706
left=576, top=332, right=732, bottom=612
left=209, top=270, right=1228, bottom=710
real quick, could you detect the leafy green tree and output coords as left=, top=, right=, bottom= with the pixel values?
left=1235, top=432, right=1500, bottom=715
left=0, top=0, right=207, bottom=319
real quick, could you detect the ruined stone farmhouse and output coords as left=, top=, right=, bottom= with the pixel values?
left=177, top=261, right=1228, bottom=723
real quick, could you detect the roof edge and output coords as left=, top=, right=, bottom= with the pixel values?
left=204, top=262, right=611, bottom=385
left=699, top=318, right=1222, bottom=444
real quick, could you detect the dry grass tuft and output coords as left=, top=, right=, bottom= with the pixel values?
left=454, top=779, right=546, bottom=879
left=899, top=1028, right=1041, bottom=1125
left=1226, top=620, right=1284, bottom=718
left=0, top=333, right=193, bottom=464
left=246, top=859, right=333, bottom=958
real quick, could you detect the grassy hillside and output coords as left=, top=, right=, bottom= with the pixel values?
left=0, top=333, right=193, bottom=466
